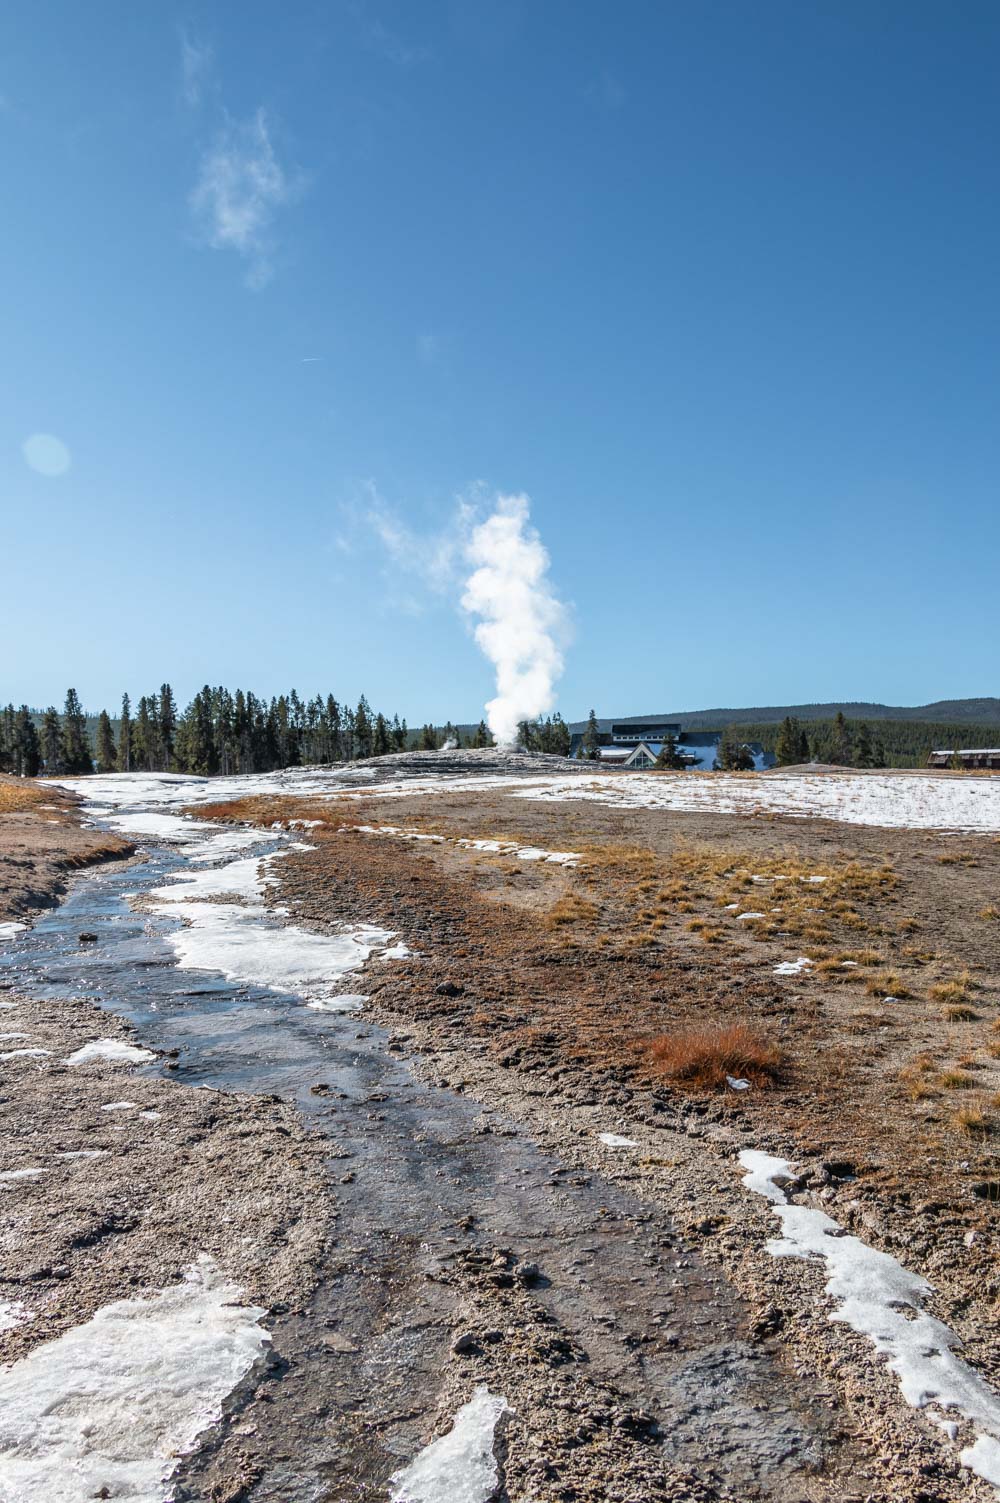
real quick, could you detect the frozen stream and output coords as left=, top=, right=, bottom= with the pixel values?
left=0, top=775, right=847, bottom=1499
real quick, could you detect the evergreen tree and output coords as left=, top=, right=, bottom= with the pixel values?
left=774, top=716, right=805, bottom=767
left=582, top=708, right=601, bottom=760
left=715, top=726, right=755, bottom=771
left=61, top=688, right=92, bottom=773
left=12, top=707, right=41, bottom=777
left=831, top=711, right=853, bottom=766
left=871, top=737, right=887, bottom=769
left=0, top=705, right=14, bottom=773
left=548, top=713, right=571, bottom=757
left=159, top=684, right=177, bottom=769
left=95, top=710, right=117, bottom=772
left=418, top=723, right=439, bottom=750
left=471, top=719, right=493, bottom=748
left=118, top=694, right=133, bottom=772
left=354, top=696, right=373, bottom=759
left=373, top=713, right=391, bottom=757
left=655, top=732, right=684, bottom=770
left=391, top=714, right=407, bottom=753
left=133, top=697, right=154, bottom=771
left=853, top=721, right=874, bottom=769
left=40, top=707, right=63, bottom=773
left=326, top=696, right=343, bottom=761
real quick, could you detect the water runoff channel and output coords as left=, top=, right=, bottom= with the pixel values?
left=1, top=771, right=844, bottom=1502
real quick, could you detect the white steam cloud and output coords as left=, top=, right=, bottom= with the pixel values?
left=460, top=494, right=568, bottom=748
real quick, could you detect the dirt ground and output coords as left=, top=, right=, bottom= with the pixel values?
left=0, top=774, right=134, bottom=922
left=205, top=778, right=1000, bottom=1498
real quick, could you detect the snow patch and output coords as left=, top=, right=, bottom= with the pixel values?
left=66, top=1040, right=155, bottom=1067
left=0, top=1168, right=45, bottom=1182
left=56, top=1150, right=108, bottom=1160
left=306, top=994, right=368, bottom=1013
left=773, top=957, right=814, bottom=976
left=0, top=1256, right=268, bottom=1502
left=0, top=1048, right=51, bottom=1061
left=101, top=1101, right=137, bottom=1112
left=0, top=922, right=27, bottom=942
left=598, top=1132, right=638, bottom=1148
left=390, top=1385, right=509, bottom=1503
left=0, top=1301, right=31, bottom=1334
left=739, top=1150, right=1000, bottom=1492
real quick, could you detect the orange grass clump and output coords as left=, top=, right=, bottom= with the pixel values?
left=644, top=1022, right=783, bottom=1090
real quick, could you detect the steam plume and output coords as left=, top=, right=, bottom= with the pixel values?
left=461, top=494, right=567, bottom=748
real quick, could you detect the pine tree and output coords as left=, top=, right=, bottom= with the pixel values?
left=471, top=720, right=493, bottom=748
left=118, top=694, right=133, bottom=771
left=582, top=709, right=601, bottom=760
left=391, top=714, right=407, bottom=753
left=774, top=716, right=803, bottom=767
left=715, top=726, right=755, bottom=772
left=354, top=697, right=373, bottom=760
left=40, top=707, right=63, bottom=773
left=133, top=697, right=153, bottom=771
left=95, top=710, right=117, bottom=772
left=655, top=733, right=684, bottom=770
left=548, top=713, right=571, bottom=757
left=326, top=696, right=343, bottom=761
left=373, top=713, right=391, bottom=757
left=853, top=722, right=874, bottom=769
left=159, top=684, right=177, bottom=770
left=831, top=711, right=853, bottom=767
left=871, top=737, right=887, bottom=769
left=418, top=723, right=439, bottom=751
left=61, top=688, right=92, bottom=773
left=13, top=707, right=40, bottom=777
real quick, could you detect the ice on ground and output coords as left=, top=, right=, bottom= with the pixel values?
left=101, top=1101, right=137, bottom=1112
left=140, top=1110, right=161, bottom=1121
left=0, top=1168, right=46, bottom=1182
left=306, top=994, right=368, bottom=1012
left=598, top=1132, right=638, bottom=1148
left=0, top=1003, right=17, bottom=1010
left=0, top=1255, right=268, bottom=1503
left=740, top=1150, right=1000, bottom=1493
left=774, top=957, right=814, bottom=976
left=726, top=1076, right=751, bottom=1090
left=0, top=922, right=27, bottom=941
left=0, top=1048, right=51, bottom=1060
left=56, top=1150, right=108, bottom=1160
left=390, top=1386, right=509, bottom=1503
left=354, top=824, right=446, bottom=843
left=380, top=941, right=411, bottom=960
left=148, top=854, right=267, bottom=904
left=736, top=911, right=766, bottom=922
left=0, top=1301, right=31, bottom=1333
left=456, top=837, right=580, bottom=865
left=0, top=1033, right=29, bottom=1041
left=66, top=1040, right=155, bottom=1066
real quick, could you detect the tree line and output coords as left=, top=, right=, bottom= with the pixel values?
left=0, top=687, right=503, bottom=777
left=738, top=713, right=1000, bottom=768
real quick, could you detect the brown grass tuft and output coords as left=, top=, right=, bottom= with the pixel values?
left=545, top=893, right=599, bottom=929
left=0, top=779, right=64, bottom=814
left=978, top=905, right=1000, bottom=921
left=942, top=1004, right=978, bottom=1022
left=645, top=1023, right=782, bottom=1090
left=929, top=974, right=976, bottom=1006
left=953, top=1107, right=993, bottom=1137
left=864, top=970, right=913, bottom=999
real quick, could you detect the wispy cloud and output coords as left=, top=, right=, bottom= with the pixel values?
left=189, top=108, right=300, bottom=289
left=180, top=30, right=214, bottom=109
left=362, top=15, right=431, bottom=67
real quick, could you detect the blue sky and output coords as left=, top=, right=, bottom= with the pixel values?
left=3, top=1, right=998, bottom=722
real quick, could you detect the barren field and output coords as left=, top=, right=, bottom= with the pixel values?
left=2, top=762, right=999, bottom=1501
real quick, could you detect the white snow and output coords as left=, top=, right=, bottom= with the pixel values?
left=100, top=1101, right=136, bottom=1112
left=66, top=1040, right=155, bottom=1067
left=726, top=1076, right=751, bottom=1091
left=353, top=824, right=580, bottom=865
left=0, top=922, right=27, bottom=942
left=0, top=1169, right=45, bottom=1182
left=56, top=1150, right=108, bottom=1160
left=306, top=994, right=368, bottom=1012
left=0, top=1256, right=268, bottom=1502
left=773, top=957, right=814, bottom=976
left=736, top=911, right=766, bottom=922
left=0, top=1003, right=17, bottom=1010
left=598, top=1132, right=638, bottom=1148
left=390, top=1386, right=509, bottom=1503
left=140, top=1110, right=161, bottom=1121
left=740, top=1149, right=1000, bottom=1492
left=0, top=1049, right=51, bottom=1061
left=0, top=1033, right=29, bottom=1041
left=0, top=1301, right=31, bottom=1334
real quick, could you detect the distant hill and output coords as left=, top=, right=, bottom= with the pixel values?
left=569, top=699, right=1000, bottom=733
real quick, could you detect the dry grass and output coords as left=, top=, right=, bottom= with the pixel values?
left=645, top=1022, right=783, bottom=1091
left=938, top=1069, right=975, bottom=1090
left=0, top=779, right=60, bottom=814
left=937, top=851, right=979, bottom=867
left=864, top=970, right=913, bottom=999
left=545, top=893, right=599, bottom=929
left=942, top=1004, right=978, bottom=1023
left=929, top=974, right=976, bottom=1006
left=978, top=905, right=1000, bottom=921
left=953, top=1107, right=994, bottom=1137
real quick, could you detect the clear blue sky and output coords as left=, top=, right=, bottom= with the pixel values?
left=3, top=1, right=998, bottom=722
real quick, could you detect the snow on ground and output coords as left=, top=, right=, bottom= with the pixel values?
left=740, top=1150, right=1000, bottom=1492
left=773, top=957, right=814, bottom=976
left=352, top=824, right=581, bottom=865
left=390, top=1386, right=509, bottom=1503
left=514, top=770, right=1000, bottom=833
left=0, top=1301, right=31, bottom=1334
left=598, top=1132, right=638, bottom=1148
left=0, top=1049, right=51, bottom=1061
left=0, top=922, right=27, bottom=942
left=0, top=1169, right=45, bottom=1182
left=0, top=1256, right=268, bottom=1503
left=66, top=1040, right=156, bottom=1067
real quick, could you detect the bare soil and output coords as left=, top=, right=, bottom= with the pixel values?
left=0, top=775, right=134, bottom=922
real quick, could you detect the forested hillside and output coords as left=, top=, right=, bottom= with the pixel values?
left=733, top=717, right=1000, bottom=769
left=575, top=698, right=1000, bottom=732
